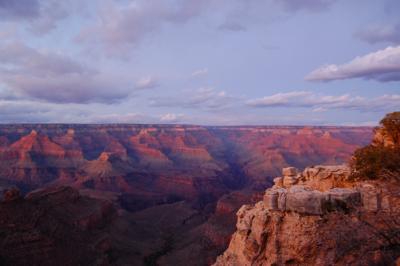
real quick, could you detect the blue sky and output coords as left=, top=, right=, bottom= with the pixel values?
left=0, top=0, right=399, bottom=125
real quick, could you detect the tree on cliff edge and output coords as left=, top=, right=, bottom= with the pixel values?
left=350, top=112, right=400, bottom=180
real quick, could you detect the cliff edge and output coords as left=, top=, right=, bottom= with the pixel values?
left=214, top=165, right=400, bottom=266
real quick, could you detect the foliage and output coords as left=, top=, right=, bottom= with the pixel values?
left=350, top=112, right=400, bottom=180
left=379, top=111, right=400, bottom=145
left=350, top=145, right=400, bottom=180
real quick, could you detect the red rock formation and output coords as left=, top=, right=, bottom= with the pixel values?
left=0, top=125, right=372, bottom=199
left=214, top=166, right=400, bottom=266
left=0, top=125, right=377, bottom=265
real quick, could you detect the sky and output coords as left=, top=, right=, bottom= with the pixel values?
left=0, top=0, right=399, bottom=125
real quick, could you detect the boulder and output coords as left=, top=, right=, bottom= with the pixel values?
left=263, top=185, right=363, bottom=215
left=263, top=189, right=279, bottom=211
left=358, top=184, right=380, bottom=212
left=303, top=165, right=350, bottom=181
left=328, top=188, right=361, bottom=209
left=273, top=177, right=283, bottom=187
left=236, top=205, right=255, bottom=232
left=277, top=190, right=287, bottom=211
left=286, top=186, right=329, bottom=215
left=283, top=176, right=298, bottom=187
left=282, top=167, right=298, bottom=177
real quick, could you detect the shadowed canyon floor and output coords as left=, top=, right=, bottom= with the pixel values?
left=0, top=125, right=372, bottom=265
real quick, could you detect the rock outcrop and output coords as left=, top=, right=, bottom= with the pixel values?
left=214, top=165, right=400, bottom=266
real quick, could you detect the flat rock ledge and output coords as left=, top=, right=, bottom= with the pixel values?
left=266, top=165, right=386, bottom=215
left=264, top=186, right=360, bottom=215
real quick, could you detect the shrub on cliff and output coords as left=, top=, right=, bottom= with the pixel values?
left=379, top=111, right=400, bottom=145
left=350, top=112, right=400, bottom=180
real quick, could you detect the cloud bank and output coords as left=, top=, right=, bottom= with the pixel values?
left=306, top=46, right=400, bottom=82
left=0, top=41, right=133, bottom=104
left=247, top=91, right=400, bottom=112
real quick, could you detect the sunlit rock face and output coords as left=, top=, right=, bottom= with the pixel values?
left=0, top=124, right=373, bottom=265
left=214, top=165, right=400, bottom=266
left=0, top=124, right=372, bottom=197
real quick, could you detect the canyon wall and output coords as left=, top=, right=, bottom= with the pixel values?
left=214, top=165, right=400, bottom=266
left=0, top=125, right=372, bottom=199
left=0, top=125, right=373, bottom=265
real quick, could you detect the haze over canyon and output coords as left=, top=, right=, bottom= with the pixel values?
left=0, top=124, right=372, bottom=265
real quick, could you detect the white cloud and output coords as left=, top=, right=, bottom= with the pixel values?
left=247, top=90, right=400, bottom=112
left=160, top=113, right=185, bottom=123
left=191, top=68, right=208, bottom=77
left=246, top=91, right=311, bottom=106
left=150, top=87, right=237, bottom=110
left=135, top=76, right=159, bottom=90
left=88, top=113, right=157, bottom=124
left=305, top=46, right=400, bottom=82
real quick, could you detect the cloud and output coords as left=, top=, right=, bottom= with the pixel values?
left=77, top=0, right=212, bottom=54
left=218, top=22, right=246, bottom=32
left=246, top=91, right=311, bottom=106
left=150, top=87, right=237, bottom=110
left=135, top=76, right=159, bottom=90
left=340, top=121, right=378, bottom=127
left=0, top=41, right=87, bottom=75
left=0, top=99, right=90, bottom=123
left=305, top=46, right=400, bottom=82
left=160, top=113, right=185, bottom=123
left=88, top=113, right=158, bottom=124
left=276, top=0, right=337, bottom=12
left=356, top=24, right=400, bottom=45
left=0, top=0, right=40, bottom=20
left=0, top=0, right=76, bottom=35
left=0, top=41, right=133, bottom=104
left=191, top=68, right=208, bottom=77
left=27, top=0, right=72, bottom=35
left=247, top=91, right=400, bottom=112
left=75, top=0, right=340, bottom=56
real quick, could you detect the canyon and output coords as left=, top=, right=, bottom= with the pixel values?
left=214, top=165, right=400, bottom=265
left=0, top=125, right=372, bottom=265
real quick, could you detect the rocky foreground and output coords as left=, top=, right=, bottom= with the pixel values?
left=214, top=165, right=400, bottom=266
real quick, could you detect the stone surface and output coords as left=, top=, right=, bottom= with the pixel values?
left=283, top=167, right=298, bottom=176
left=286, top=186, right=328, bottom=215
left=329, top=188, right=361, bottom=209
left=263, top=184, right=361, bottom=215
left=215, top=165, right=400, bottom=266
left=273, top=177, right=283, bottom=187
left=0, top=125, right=373, bottom=266
left=263, top=189, right=279, bottom=211
left=283, top=175, right=298, bottom=187
left=359, top=183, right=380, bottom=212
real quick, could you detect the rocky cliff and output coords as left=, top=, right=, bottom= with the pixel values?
left=0, top=125, right=373, bottom=265
left=214, top=165, right=400, bottom=266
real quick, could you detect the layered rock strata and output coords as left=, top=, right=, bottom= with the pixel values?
left=214, top=165, right=400, bottom=266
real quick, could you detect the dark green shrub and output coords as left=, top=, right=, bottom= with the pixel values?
left=379, top=111, right=400, bottom=145
left=350, top=112, right=400, bottom=180
left=350, top=145, right=400, bottom=180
